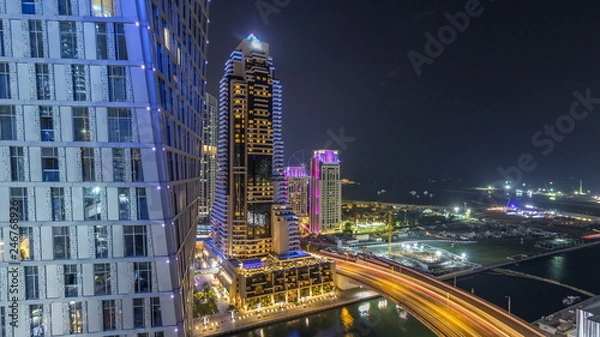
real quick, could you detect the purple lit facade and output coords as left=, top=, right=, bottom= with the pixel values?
left=284, top=166, right=309, bottom=221
left=309, top=150, right=342, bottom=233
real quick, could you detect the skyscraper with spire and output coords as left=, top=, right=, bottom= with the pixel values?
left=210, top=35, right=334, bottom=310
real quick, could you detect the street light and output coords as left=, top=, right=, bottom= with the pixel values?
left=505, top=295, right=511, bottom=315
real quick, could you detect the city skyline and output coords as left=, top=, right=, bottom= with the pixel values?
left=206, top=0, right=600, bottom=192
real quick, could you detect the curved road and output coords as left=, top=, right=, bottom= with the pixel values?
left=334, top=259, right=545, bottom=337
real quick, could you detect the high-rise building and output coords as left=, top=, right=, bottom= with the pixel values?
left=199, top=93, right=218, bottom=232
left=284, top=166, right=309, bottom=229
left=577, top=301, right=600, bottom=337
left=309, top=150, right=342, bottom=233
left=212, top=34, right=283, bottom=260
left=0, top=1, right=209, bottom=336
left=210, top=35, right=334, bottom=310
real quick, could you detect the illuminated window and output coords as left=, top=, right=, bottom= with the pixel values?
left=92, top=0, right=114, bottom=17
left=68, top=302, right=84, bottom=334
left=19, top=227, right=33, bottom=260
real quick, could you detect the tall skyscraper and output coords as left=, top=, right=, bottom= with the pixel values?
left=199, top=93, right=218, bottom=225
left=309, top=150, right=342, bottom=233
left=212, top=34, right=283, bottom=260
left=210, top=35, right=334, bottom=310
left=0, top=1, right=209, bottom=336
left=284, top=166, right=309, bottom=229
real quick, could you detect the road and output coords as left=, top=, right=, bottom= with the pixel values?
left=334, top=258, right=545, bottom=337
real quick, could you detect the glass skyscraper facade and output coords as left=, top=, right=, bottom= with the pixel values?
left=0, top=1, right=209, bottom=336
left=209, top=34, right=334, bottom=311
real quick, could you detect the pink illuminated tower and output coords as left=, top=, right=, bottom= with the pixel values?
left=309, top=150, right=342, bottom=233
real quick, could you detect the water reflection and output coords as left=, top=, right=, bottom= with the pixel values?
left=232, top=298, right=436, bottom=337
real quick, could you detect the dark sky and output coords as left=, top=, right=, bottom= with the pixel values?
left=206, top=0, right=600, bottom=192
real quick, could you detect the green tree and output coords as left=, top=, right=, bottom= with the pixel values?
left=193, top=282, right=219, bottom=318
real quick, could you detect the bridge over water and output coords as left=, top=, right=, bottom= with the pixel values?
left=492, top=268, right=595, bottom=297
left=333, top=257, right=545, bottom=337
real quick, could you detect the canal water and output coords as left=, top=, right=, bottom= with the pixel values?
left=232, top=243, right=600, bottom=336
left=456, top=243, right=600, bottom=322
left=230, top=298, right=436, bottom=337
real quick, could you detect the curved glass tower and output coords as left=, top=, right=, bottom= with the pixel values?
left=0, top=1, right=209, bottom=336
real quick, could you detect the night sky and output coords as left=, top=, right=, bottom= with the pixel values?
left=206, top=0, right=600, bottom=197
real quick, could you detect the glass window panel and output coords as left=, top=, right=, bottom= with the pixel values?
left=29, top=20, right=44, bottom=58
left=92, top=0, right=113, bottom=17
left=95, top=23, right=107, bottom=59
left=53, top=226, right=71, bottom=259
left=10, top=188, right=28, bottom=221
left=72, top=107, right=90, bottom=141
left=0, top=63, right=11, bottom=99
left=72, top=65, right=86, bottom=101
left=40, top=106, right=54, bottom=141
left=10, top=147, right=25, bottom=181
left=59, top=22, right=78, bottom=59
left=41, top=147, right=59, bottom=182
left=84, top=187, right=102, bottom=220
left=107, top=66, right=127, bottom=102
left=94, top=225, right=109, bottom=258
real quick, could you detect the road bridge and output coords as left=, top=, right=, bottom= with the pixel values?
left=330, top=257, right=545, bottom=337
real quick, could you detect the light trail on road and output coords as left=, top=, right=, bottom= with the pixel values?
left=334, top=259, right=545, bottom=337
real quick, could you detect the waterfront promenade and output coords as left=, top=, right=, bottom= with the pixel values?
left=193, top=287, right=380, bottom=336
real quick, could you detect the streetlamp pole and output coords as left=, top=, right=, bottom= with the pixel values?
left=505, top=295, right=511, bottom=316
